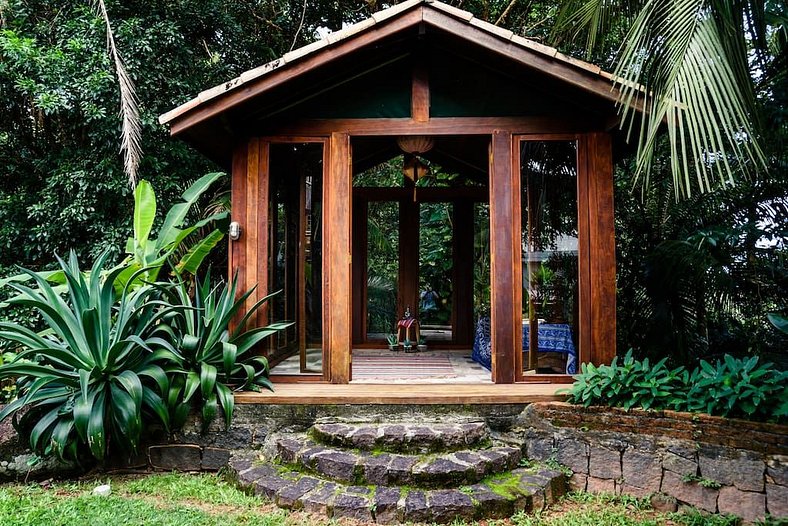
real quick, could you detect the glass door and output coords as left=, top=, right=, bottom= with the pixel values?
left=268, top=141, right=325, bottom=376
left=517, top=138, right=580, bottom=378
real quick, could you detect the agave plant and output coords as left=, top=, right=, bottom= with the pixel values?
left=153, top=275, right=291, bottom=430
left=0, top=251, right=173, bottom=461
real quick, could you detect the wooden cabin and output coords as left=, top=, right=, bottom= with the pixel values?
left=160, top=0, right=637, bottom=401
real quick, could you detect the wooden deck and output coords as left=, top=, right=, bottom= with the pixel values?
left=235, top=383, right=568, bottom=405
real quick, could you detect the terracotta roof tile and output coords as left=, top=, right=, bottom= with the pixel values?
left=283, top=38, right=329, bottom=63
left=326, top=17, right=377, bottom=44
left=554, top=51, right=601, bottom=75
left=510, top=34, right=558, bottom=58
left=371, top=0, right=422, bottom=23
left=427, top=1, right=474, bottom=21
left=469, top=17, right=515, bottom=41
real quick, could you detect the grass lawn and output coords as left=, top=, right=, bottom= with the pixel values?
left=0, top=472, right=740, bottom=526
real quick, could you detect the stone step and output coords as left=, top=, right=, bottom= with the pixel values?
left=276, top=435, right=521, bottom=488
left=310, top=421, right=489, bottom=453
left=228, top=453, right=567, bottom=524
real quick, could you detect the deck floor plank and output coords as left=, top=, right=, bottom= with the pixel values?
left=235, top=383, right=567, bottom=404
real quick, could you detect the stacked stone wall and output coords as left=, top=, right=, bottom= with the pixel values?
left=518, top=402, right=787, bottom=521
left=2, top=400, right=786, bottom=522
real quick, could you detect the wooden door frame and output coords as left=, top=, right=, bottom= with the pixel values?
left=249, top=137, right=331, bottom=381
left=510, top=133, right=615, bottom=383
left=350, top=186, right=485, bottom=348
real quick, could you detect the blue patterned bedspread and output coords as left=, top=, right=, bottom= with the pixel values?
left=471, top=317, right=577, bottom=374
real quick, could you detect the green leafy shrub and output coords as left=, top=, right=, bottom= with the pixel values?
left=566, top=350, right=788, bottom=423
left=0, top=251, right=173, bottom=461
left=0, top=351, right=18, bottom=403
left=566, top=351, right=688, bottom=410
left=117, top=174, right=228, bottom=290
left=685, top=355, right=788, bottom=420
left=153, top=275, right=291, bottom=430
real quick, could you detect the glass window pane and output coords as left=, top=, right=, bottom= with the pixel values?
left=520, top=140, right=579, bottom=375
left=418, top=202, right=453, bottom=342
left=268, top=142, right=324, bottom=376
left=366, top=201, right=399, bottom=340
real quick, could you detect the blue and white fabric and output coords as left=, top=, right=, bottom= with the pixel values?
left=471, top=317, right=577, bottom=374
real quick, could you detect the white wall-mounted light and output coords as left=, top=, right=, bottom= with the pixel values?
left=229, top=221, right=242, bottom=240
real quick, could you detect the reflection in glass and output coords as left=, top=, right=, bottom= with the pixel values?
left=520, top=141, right=579, bottom=375
left=366, top=201, right=399, bottom=340
left=418, top=202, right=453, bottom=341
left=268, top=143, right=324, bottom=375
left=474, top=203, right=491, bottom=322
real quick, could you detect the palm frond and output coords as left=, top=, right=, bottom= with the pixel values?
left=615, top=0, right=766, bottom=197
left=551, top=0, right=641, bottom=58
left=95, top=0, right=141, bottom=188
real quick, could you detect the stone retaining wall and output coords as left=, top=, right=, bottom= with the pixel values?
left=517, top=402, right=788, bottom=521
left=3, top=400, right=786, bottom=523
left=1, top=404, right=528, bottom=479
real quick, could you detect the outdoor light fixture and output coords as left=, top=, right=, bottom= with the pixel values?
left=229, top=221, right=242, bottom=240
left=397, top=136, right=434, bottom=200
left=397, top=135, right=434, bottom=156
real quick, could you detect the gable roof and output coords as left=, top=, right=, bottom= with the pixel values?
left=159, top=0, right=627, bottom=136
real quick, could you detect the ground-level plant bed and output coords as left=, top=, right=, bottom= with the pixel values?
left=0, top=473, right=751, bottom=526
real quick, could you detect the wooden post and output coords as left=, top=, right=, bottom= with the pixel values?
left=452, top=200, right=474, bottom=345
left=256, top=142, right=270, bottom=329
left=488, top=131, right=520, bottom=383
left=398, top=181, right=420, bottom=323
left=229, top=138, right=269, bottom=335
left=325, top=133, right=352, bottom=383
left=586, top=132, right=616, bottom=365
left=412, top=61, right=429, bottom=122
left=576, top=136, right=592, bottom=365
left=228, top=139, right=260, bottom=330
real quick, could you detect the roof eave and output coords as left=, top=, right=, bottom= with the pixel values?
left=159, top=1, right=640, bottom=136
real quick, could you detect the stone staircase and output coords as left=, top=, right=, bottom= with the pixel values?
left=227, top=421, right=566, bottom=523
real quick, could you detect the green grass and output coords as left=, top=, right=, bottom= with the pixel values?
left=0, top=473, right=298, bottom=526
left=510, top=493, right=741, bottom=526
left=0, top=474, right=748, bottom=526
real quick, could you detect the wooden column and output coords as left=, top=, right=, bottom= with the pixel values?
left=586, top=132, right=616, bottom=365
left=325, top=132, right=352, bottom=383
left=398, top=185, right=420, bottom=321
left=488, top=131, right=520, bottom=383
left=412, top=61, right=429, bottom=122
left=576, top=137, right=592, bottom=365
left=452, top=200, right=474, bottom=345
left=229, top=138, right=269, bottom=335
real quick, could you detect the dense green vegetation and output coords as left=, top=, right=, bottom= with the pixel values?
left=0, top=1, right=785, bottom=370
left=566, top=351, right=788, bottom=422
left=0, top=473, right=745, bottom=526
left=0, top=179, right=286, bottom=461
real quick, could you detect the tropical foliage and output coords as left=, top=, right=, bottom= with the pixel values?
left=0, top=175, right=285, bottom=462
left=119, top=173, right=228, bottom=289
left=615, top=163, right=787, bottom=366
left=566, top=350, right=788, bottom=422
left=0, top=251, right=173, bottom=461
left=0, top=0, right=366, bottom=271
left=153, top=276, right=291, bottom=430
left=550, top=0, right=784, bottom=197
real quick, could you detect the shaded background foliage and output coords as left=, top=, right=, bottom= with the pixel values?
left=0, top=0, right=785, bottom=367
